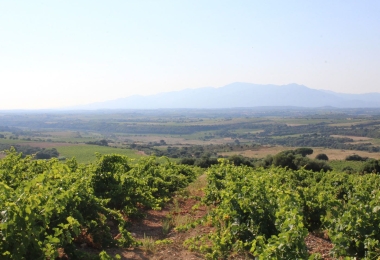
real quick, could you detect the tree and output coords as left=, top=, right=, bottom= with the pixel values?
left=180, top=158, right=195, bottom=165
left=227, top=155, right=253, bottom=167
left=346, top=154, right=368, bottom=161
left=294, top=147, right=313, bottom=157
left=315, top=153, right=329, bottom=161
left=34, top=148, right=59, bottom=159
left=272, top=151, right=297, bottom=170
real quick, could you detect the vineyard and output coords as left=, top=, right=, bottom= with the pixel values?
left=0, top=148, right=197, bottom=259
left=184, top=160, right=380, bottom=259
left=1, top=148, right=380, bottom=259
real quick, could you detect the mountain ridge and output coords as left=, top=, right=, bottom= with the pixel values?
left=72, top=82, right=380, bottom=109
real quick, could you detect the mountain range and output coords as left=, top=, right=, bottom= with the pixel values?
left=74, top=83, right=380, bottom=109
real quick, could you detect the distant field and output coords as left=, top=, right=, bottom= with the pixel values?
left=57, top=145, right=142, bottom=164
left=330, top=135, right=373, bottom=141
left=0, top=138, right=30, bottom=145
left=274, top=118, right=336, bottom=125
left=18, top=141, right=71, bottom=149
left=219, top=146, right=286, bottom=158
left=328, top=120, right=380, bottom=127
left=219, top=146, right=380, bottom=160
left=126, top=134, right=232, bottom=146
left=328, top=160, right=365, bottom=172
left=310, top=148, right=380, bottom=160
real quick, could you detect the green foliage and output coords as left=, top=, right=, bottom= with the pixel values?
left=0, top=150, right=122, bottom=259
left=361, top=159, right=380, bottom=174
left=329, top=160, right=364, bottom=173
left=34, top=148, right=59, bottom=159
left=193, top=160, right=380, bottom=258
left=226, top=154, right=254, bottom=167
left=0, top=144, right=59, bottom=159
left=86, top=139, right=109, bottom=146
left=315, top=153, right=329, bottom=161
left=57, top=145, right=141, bottom=164
left=294, top=147, right=314, bottom=157
left=265, top=149, right=331, bottom=172
left=180, top=157, right=196, bottom=165
left=272, top=150, right=297, bottom=170
left=0, top=149, right=197, bottom=259
left=194, top=155, right=218, bottom=168
left=346, top=154, right=368, bottom=161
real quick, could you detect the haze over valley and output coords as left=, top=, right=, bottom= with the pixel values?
left=73, top=82, right=380, bottom=110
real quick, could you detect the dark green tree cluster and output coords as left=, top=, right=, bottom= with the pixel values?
left=0, top=144, right=59, bottom=159
left=85, top=139, right=109, bottom=146
left=345, top=154, right=368, bottom=161
left=34, top=148, right=59, bottom=159
left=259, top=148, right=331, bottom=172
left=180, top=153, right=257, bottom=168
left=315, top=153, right=329, bottom=161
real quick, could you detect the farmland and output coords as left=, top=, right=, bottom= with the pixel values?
left=1, top=107, right=380, bottom=165
left=1, top=107, right=380, bottom=259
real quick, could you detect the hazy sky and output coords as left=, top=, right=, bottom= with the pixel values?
left=1, top=1, right=379, bottom=109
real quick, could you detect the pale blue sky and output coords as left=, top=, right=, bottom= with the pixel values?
left=1, top=1, right=379, bottom=109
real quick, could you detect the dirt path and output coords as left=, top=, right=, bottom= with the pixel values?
left=94, top=174, right=334, bottom=259
left=108, top=175, right=210, bottom=259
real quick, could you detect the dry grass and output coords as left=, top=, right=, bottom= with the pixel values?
left=185, top=174, right=207, bottom=198
left=309, top=148, right=380, bottom=160
left=219, top=145, right=286, bottom=158
left=140, top=234, right=156, bottom=252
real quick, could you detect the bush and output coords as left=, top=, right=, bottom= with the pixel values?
left=345, top=154, right=368, bottom=161
left=227, top=155, right=254, bottom=167
left=361, top=159, right=380, bottom=173
left=195, top=157, right=218, bottom=168
left=272, top=151, right=297, bottom=170
left=315, top=153, right=329, bottom=161
left=342, top=166, right=355, bottom=174
left=180, top=158, right=196, bottom=165
left=34, top=148, right=59, bottom=159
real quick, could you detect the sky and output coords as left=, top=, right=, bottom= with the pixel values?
left=0, top=1, right=379, bottom=109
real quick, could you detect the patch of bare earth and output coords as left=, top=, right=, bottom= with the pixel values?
left=305, top=233, right=334, bottom=259
left=104, top=175, right=210, bottom=260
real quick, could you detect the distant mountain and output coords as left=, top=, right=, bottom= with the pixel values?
left=73, top=83, right=380, bottom=109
